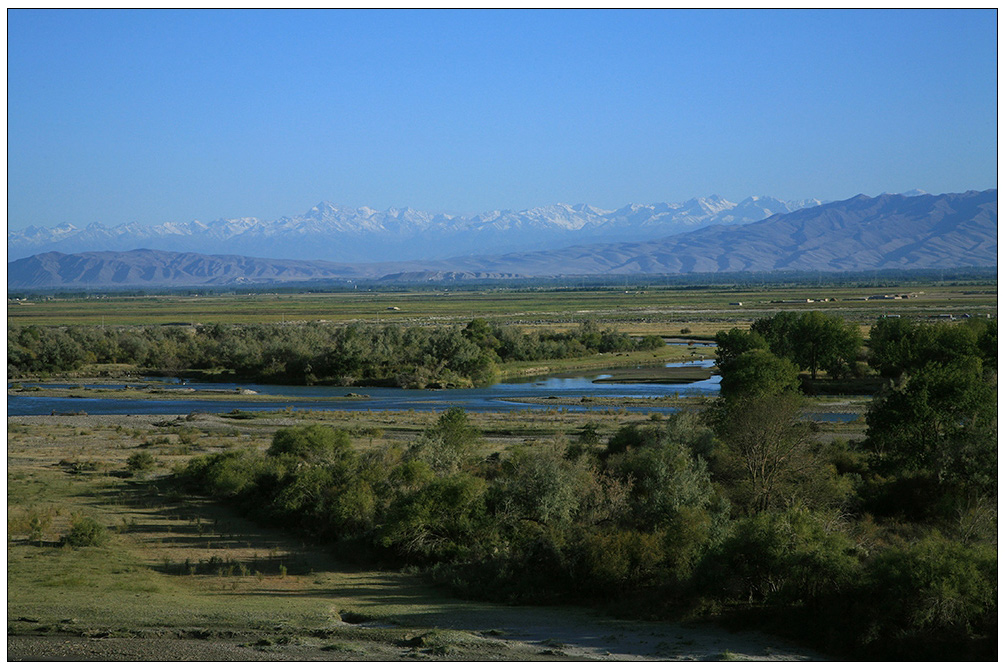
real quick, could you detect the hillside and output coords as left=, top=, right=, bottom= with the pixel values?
left=7, top=195, right=819, bottom=263
left=7, top=190, right=996, bottom=289
left=435, top=190, right=997, bottom=276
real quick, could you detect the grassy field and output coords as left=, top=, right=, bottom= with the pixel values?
left=7, top=284, right=997, bottom=333
left=5, top=281, right=988, bottom=660
left=7, top=410, right=829, bottom=661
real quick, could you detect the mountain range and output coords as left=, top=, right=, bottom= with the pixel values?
left=7, top=190, right=996, bottom=289
left=7, top=195, right=822, bottom=263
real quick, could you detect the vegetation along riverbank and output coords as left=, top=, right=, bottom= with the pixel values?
left=8, top=284, right=997, bottom=661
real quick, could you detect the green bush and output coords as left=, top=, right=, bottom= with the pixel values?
left=856, top=533, right=997, bottom=650
left=126, top=451, right=157, bottom=473
left=63, top=515, right=109, bottom=547
left=268, top=424, right=353, bottom=463
left=701, top=506, right=861, bottom=606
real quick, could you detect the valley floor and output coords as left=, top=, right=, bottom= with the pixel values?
left=8, top=413, right=827, bottom=662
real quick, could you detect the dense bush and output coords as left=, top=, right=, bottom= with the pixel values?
left=167, top=312, right=996, bottom=660
left=8, top=319, right=663, bottom=387
left=848, top=533, right=998, bottom=659
left=175, top=401, right=995, bottom=659
left=63, top=515, right=109, bottom=547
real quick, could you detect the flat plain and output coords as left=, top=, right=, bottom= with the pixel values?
left=7, top=281, right=996, bottom=660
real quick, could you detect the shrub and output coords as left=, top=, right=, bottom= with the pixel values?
left=126, top=451, right=157, bottom=473
left=700, top=506, right=861, bottom=606
left=856, top=533, right=997, bottom=651
left=267, top=424, right=352, bottom=463
left=63, top=515, right=109, bottom=547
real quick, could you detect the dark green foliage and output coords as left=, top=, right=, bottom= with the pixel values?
left=603, top=423, right=662, bottom=458
left=267, top=424, right=353, bottom=463
left=868, top=316, right=996, bottom=379
left=714, top=327, right=768, bottom=369
left=751, top=311, right=863, bottom=380
left=864, top=357, right=996, bottom=502
left=711, top=394, right=822, bottom=513
left=852, top=533, right=997, bottom=657
left=8, top=319, right=662, bottom=386
left=380, top=472, right=489, bottom=560
left=63, top=516, right=109, bottom=547
left=701, top=506, right=861, bottom=606
left=718, top=349, right=800, bottom=399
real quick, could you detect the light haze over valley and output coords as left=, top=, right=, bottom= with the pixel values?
left=6, top=9, right=997, bottom=664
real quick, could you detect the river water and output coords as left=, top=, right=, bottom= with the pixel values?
left=8, top=361, right=722, bottom=417
left=7, top=359, right=861, bottom=422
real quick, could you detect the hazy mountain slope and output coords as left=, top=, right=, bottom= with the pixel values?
left=432, top=190, right=997, bottom=276
left=7, top=191, right=994, bottom=288
left=7, top=195, right=820, bottom=262
left=6, top=249, right=522, bottom=288
left=7, top=249, right=373, bottom=288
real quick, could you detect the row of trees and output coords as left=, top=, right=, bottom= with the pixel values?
left=713, top=313, right=996, bottom=513
left=715, top=310, right=863, bottom=385
left=177, top=402, right=994, bottom=659
left=7, top=320, right=664, bottom=388
left=178, top=314, right=998, bottom=660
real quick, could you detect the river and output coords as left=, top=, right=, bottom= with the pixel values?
left=8, top=361, right=721, bottom=417
left=7, top=359, right=861, bottom=422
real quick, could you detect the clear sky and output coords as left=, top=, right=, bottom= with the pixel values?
left=7, top=8, right=999, bottom=230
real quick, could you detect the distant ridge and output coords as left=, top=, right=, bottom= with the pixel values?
left=7, top=194, right=821, bottom=263
left=7, top=190, right=995, bottom=288
left=429, top=189, right=997, bottom=276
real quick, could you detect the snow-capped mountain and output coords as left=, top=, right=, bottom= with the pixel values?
left=8, top=195, right=823, bottom=263
left=8, top=190, right=995, bottom=288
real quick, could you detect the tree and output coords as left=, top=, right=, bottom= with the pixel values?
left=267, top=424, right=353, bottom=464
left=718, top=349, right=801, bottom=400
left=751, top=311, right=801, bottom=361
left=869, top=317, right=992, bottom=380
left=752, top=311, right=862, bottom=380
left=408, top=407, right=482, bottom=475
left=865, top=358, right=996, bottom=497
left=714, top=327, right=768, bottom=370
left=712, top=393, right=816, bottom=513
left=791, top=311, right=862, bottom=380
left=432, top=406, right=480, bottom=451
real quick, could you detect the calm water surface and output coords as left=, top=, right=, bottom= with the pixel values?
left=8, top=361, right=721, bottom=417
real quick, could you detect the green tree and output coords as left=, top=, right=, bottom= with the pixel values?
left=702, top=506, right=860, bottom=606
left=865, top=358, right=996, bottom=497
left=714, top=327, right=768, bottom=369
left=718, top=349, right=801, bottom=399
left=751, top=311, right=862, bottom=380
left=791, top=311, right=862, bottom=380
left=712, top=393, right=817, bottom=513
left=855, top=533, right=997, bottom=655
left=750, top=311, right=801, bottom=361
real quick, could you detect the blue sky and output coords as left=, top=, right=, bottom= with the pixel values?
left=7, top=9, right=998, bottom=230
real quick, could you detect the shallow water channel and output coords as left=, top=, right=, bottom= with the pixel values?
left=8, top=359, right=861, bottom=422
left=9, top=361, right=720, bottom=417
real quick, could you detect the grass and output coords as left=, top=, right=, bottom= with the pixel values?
left=8, top=399, right=848, bottom=660
left=7, top=283, right=996, bottom=328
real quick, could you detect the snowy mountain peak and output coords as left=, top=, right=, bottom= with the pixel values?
left=8, top=194, right=830, bottom=263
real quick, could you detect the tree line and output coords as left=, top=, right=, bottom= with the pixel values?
left=7, top=319, right=664, bottom=388
left=175, top=313, right=996, bottom=660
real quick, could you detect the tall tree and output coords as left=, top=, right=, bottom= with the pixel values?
left=865, top=357, right=997, bottom=497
